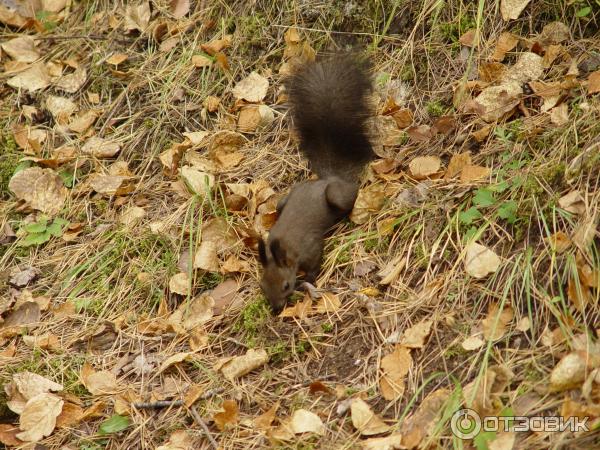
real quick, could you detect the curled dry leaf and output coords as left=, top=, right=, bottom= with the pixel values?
left=558, top=190, right=585, bottom=215
left=406, top=125, right=433, bottom=142
left=156, top=429, right=196, bottom=450
left=279, top=296, right=312, bottom=319
left=9, top=167, right=67, bottom=216
left=361, top=434, right=404, bottom=450
left=81, top=363, right=118, bottom=395
left=124, top=1, right=151, bottom=32
left=55, top=68, right=87, bottom=93
left=468, top=81, right=522, bottom=122
left=214, top=400, right=239, bottom=431
left=46, top=95, right=78, bottom=124
left=401, top=388, right=450, bottom=448
left=482, top=303, right=514, bottom=341
left=16, top=393, right=64, bottom=442
left=464, top=242, right=501, bottom=279
left=90, top=175, right=135, bottom=196
left=82, top=137, right=121, bottom=158
left=180, top=166, right=215, bottom=196
left=7, top=63, right=51, bottom=92
left=220, top=348, right=269, bottom=381
left=500, top=0, right=531, bottom=21
left=380, top=345, right=412, bottom=401
left=1, top=36, right=40, bottom=62
left=492, top=32, right=519, bottom=62
left=546, top=231, right=571, bottom=253
left=238, top=105, right=275, bottom=132
left=168, top=294, right=214, bottom=332
left=169, top=272, right=190, bottom=296
left=192, top=54, right=212, bottom=68
left=158, top=352, right=192, bottom=374
left=588, top=70, right=600, bottom=95
left=6, top=372, right=63, bottom=414
left=68, top=109, right=100, bottom=133
left=231, top=71, right=269, bottom=103
left=253, top=403, right=279, bottom=431
left=408, top=156, right=441, bottom=180
left=550, top=351, right=600, bottom=392
left=400, top=320, right=432, bottom=349
left=462, top=335, right=485, bottom=351
left=201, top=35, right=232, bottom=56
left=350, top=184, right=385, bottom=225
left=350, top=399, right=391, bottom=436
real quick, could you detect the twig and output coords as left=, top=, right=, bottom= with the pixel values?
left=189, top=407, right=219, bottom=450
left=133, top=400, right=183, bottom=409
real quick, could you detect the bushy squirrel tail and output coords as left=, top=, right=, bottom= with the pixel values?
left=285, top=54, right=374, bottom=181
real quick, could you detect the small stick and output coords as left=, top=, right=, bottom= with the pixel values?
left=133, top=400, right=183, bottom=409
left=189, top=407, right=219, bottom=450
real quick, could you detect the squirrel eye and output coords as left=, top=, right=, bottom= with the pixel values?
left=283, top=281, right=290, bottom=291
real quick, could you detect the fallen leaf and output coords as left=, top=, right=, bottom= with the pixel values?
left=391, top=108, right=413, bottom=128
left=459, top=29, right=477, bottom=47
left=7, top=63, right=51, bottom=92
left=479, top=62, right=507, bottom=82
left=253, top=403, right=279, bottom=431
left=22, top=333, right=60, bottom=351
left=401, top=320, right=432, bottom=349
left=547, top=231, right=572, bottom=254
left=460, top=164, right=491, bottom=182
left=168, top=294, right=214, bottom=331
left=56, top=402, right=84, bottom=428
left=462, top=335, right=485, bottom=351
left=406, top=125, right=433, bottom=142
left=500, top=0, right=531, bottom=21
left=550, top=351, right=600, bottom=392
left=0, top=424, right=22, bottom=447
left=231, top=71, right=269, bottom=102
left=125, top=1, right=151, bottom=32
left=211, top=279, right=240, bottom=314
left=55, top=68, right=87, bottom=93
left=558, top=190, right=585, bottom=215
left=106, top=53, right=129, bottom=66
left=516, top=317, right=531, bottom=332
left=192, top=53, right=213, bottom=68
left=314, top=292, right=341, bottom=314
left=380, top=345, right=412, bottom=401
left=587, top=70, right=600, bottom=95
left=220, top=348, right=269, bottom=380
left=5, top=372, right=63, bottom=414
left=1, top=36, right=40, bottom=62
left=288, top=409, right=325, bottom=435
left=350, top=184, right=385, bottom=224
left=82, top=137, right=121, bottom=158
left=156, top=429, right=196, bottom=450
left=81, top=363, right=118, bottom=395
left=351, top=399, right=391, bottom=436
left=361, top=433, right=404, bottom=450
left=492, top=32, right=519, bottom=61
left=540, top=21, right=570, bottom=45
left=464, top=242, right=501, bottom=279
left=1, top=302, right=41, bottom=335
left=468, top=81, right=522, bottom=122
left=279, top=296, right=312, bottom=319
left=550, top=103, right=569, bottom=126
left=501, top=52, right=544, bottom=84
left=482, top=303, right=514, bottom=340
left=401, top=388, right=450, bottom=448
left=170, top=0, right=190, bottom=18
left=238, top=105, right=275, bottom=132
left=378, top=254, right=406, bottom=285
left=16, top=393, right=63, bottom=442
left=45, top=95, right=77, bottom=124
left=214, top=400, right=239, bottom=431
left=408, top=156, right=441, bottom=180
left=158, top=352, right=192, bottom=374
left=169, top=272, right=190, bottom=296
left=201, top=35, right=232, bottom=56
left=180, top=166, right=215, bottom=196
left=90, top=175, right=135, bottom=196
left=445, top=152, right=471, bottom=179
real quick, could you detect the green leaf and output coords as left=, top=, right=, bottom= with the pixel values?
left=576, top=6, right=591, bottom=17
left=459, top=207, right=482, bottom=225
left=473, top=430, right=496, bottom=450
left=53, top=217, right=69, bottom=227
left=13, top=160, right=32, bottom=176
left=472, top=189, right=496, bottom=208
left=46, top=222, right=63, bottom=237
left=464, top=226, right=478, bottom=243
left=59, top=169, right=75, bottom=188
left=99, top=415, right=130, bottom=435
left=497, top=200, right=518, bottom=224
left=488, top=180, right=511, bottom=193
left=23, top=218, right=48, bottom=233
left=20, top=231, right=51, bottom=247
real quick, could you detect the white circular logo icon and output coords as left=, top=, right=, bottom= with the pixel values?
left=451, top=408, right=481, bottom=439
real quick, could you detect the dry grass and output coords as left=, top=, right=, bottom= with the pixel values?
left=1, top=0, right=600, bottom=449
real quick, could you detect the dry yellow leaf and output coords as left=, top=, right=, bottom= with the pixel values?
left=401, top=320, right=432, bottom=349
left=482, top=303, right=514, bottom=340
left=492, top=33, right=519, bottom=61
left=464, top=242, right=501, bottom=279
left=500, top=0, right=531, bottom=20
left=81, top=363, right=118, bottom=395
left=379, top=345, right=412, bottom=401
left=408, top=156, right=442, bottom=179
left=16, top=393, right=63, bottom=442
left=9, top=167, right=67, bottom=216
left=214, top=400, right=239, bottom=431
left=220, top=348, right=269, bottom=381
left=231, top=71, right=269, bottom=102
left=350, top=399, right=391, bottom=436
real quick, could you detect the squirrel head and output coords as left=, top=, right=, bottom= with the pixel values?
left=258, top=237, right=296, bottom=314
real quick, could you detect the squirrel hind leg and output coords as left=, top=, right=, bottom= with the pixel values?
left=325, top=179, right=359, bottom=213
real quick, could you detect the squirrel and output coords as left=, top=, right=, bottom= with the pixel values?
left=258, top=55, right=374, bottom=313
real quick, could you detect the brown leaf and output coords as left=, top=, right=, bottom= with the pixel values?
left=465, top=242, right=501, bottom=278
left=56, top=402, right=84, bottom=428
left=547, top=231, right=572, bottom=254
left=211, top=279, right=240, bottom=315
left=550, top=351, right=600, bottom=392
left=82, top=137, right=121, bottom=158
left=468, top=81, right=522, bottom=122
left=460, top=164, right=491, bottom=182
left=168, top=272, right=190, bottom=296
left=253, top=403, right=279, bottom=430
left=408, top=156, right=441, bottom=180
left=89, top=175, right=135, bottom=196
left=106, top=53, right=129, bottom=66
left=482, top=303, right=514, bottom=340
left=558, top=190, right=585, bottom=215
left=350, top=399, right=392, bottom=436
left=401, top=320, right=432, bottom=349
left=406, top=124, right=433, bottom=142
left=192, top=54, right=212, bottom=68
left=380, top=345, right=412, bottom=400
left=170, top=0, right=189, bottom=18
left=500, top=0, right=531, bottom=20
left=588, top=70, right=600, bottom=95
left=81, top=363, right=118, bottom=395
left=201, top=35, right=232, bottom=56
left=1, top=36, right=40, bottom=62
left=462, top=335, right=485, bottom=351
left=391, top=108, right=413, bottom=128
left=350, top=184, right=385, bottom=224
left=232, top=72, right=269, bottom=103
left=314, top=292, right=341, bottom=314
left=479, top=62, right=507, bottom=82
left=492, top=32, right=519, bottom=61
left=401, top=389, right=450, bottom=448
left=55, top=68, right=87, bottom=94
left=361, top=434, right=404, bottom=450
left=220, top=348, right=269, bottom=381
left=445, top=152, right=471, bottom=179
left=124, top=1, right=151, bottom=32
left=7, top=63, right=50, bottom=92
left=550, top=103, right=569, bottom=126
left=237, top=105, right=275, bottom=132
left=0, top=424, right=22, bottom=447
left=459, top=29, right=477, bottom=47
left=432, top=115, right=455, bottom=134
left=16, top=393, right=63, bottom=442
left=214, top=400, right=239, bottom=431
left=540, top=21, right=570, bottom=44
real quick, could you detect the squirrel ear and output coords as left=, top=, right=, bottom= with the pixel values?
left=270, top=238, right=287, bottom=267
left=258, top=238, right=268, bottom=265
